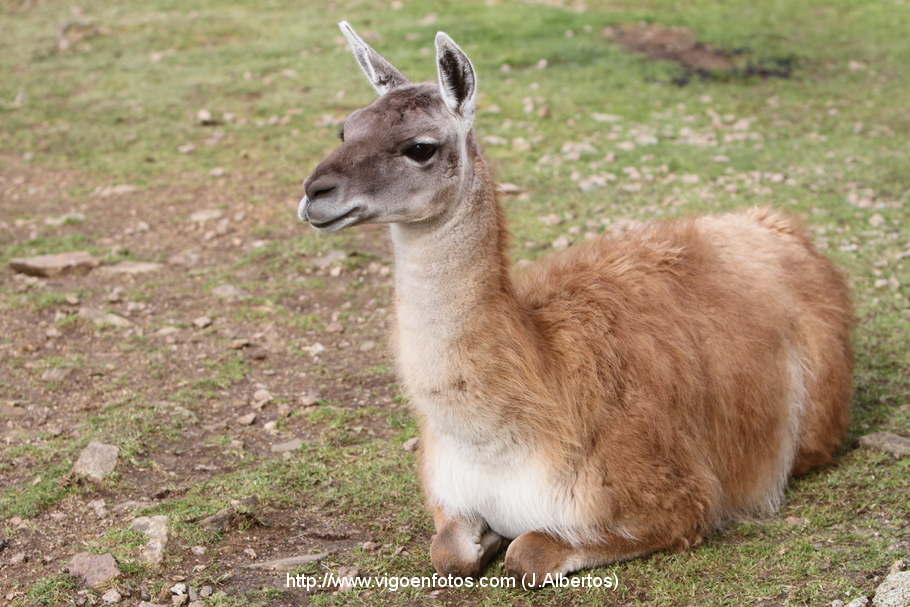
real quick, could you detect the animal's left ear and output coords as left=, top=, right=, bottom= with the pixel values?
left=435, top=32, right=477, bottom=126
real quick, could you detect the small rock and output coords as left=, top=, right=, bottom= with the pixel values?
left=361, top=541, right=380, bottom=552
left=859, top=432, right=910, bottom=457
left=212, top=284, right=250, bottom=301
left=191, top=546, right=206, bottom=556
left=96, top=184, right=138, bottom=198
left=106, top=287, right=124, bottom=303
left=539, top=213, right=562, bottom=226
left=41, top=367, right=71, bottom=382
left=45, top=327, right=62, bottom=338
left=170, top=582, right=187, bottom=595
left=303, top=343, right=325, bottom=357
left=402, top=437, right=419, bottom=452
left=873, top=570, right=910, bottom=607
left=138, top=603, right=167, bottom=607
left=9, top=551, right=26, bottom=564
left=44, top=212, right=86, bottom=226
left=784, top=516, right=808, bottom=526
left=100, top=261, right=163, bottom=275
left=325, top=322, right=344, bottom=333
left=359, top=340, right=376, bottom=352
left=88, top=499, right=108, bottom=517
left=244, top=553, right=329, bottom=571
left=230, top=338, right=252, bottom=349
left=299, top=391, right=320, bottom=406
left=196, top=109, right=221, bottom=126
left=845, top=598, right=870, bottom=607
left=101, top=588, right=121, bottom=603
left=209, top=167, right=227, bottom=177
left=66, top=552, right=121, bottom=588
left=130, top=515, right=169, bottom=566
left=237, top=412, right=257, bottom=426
left=72, top=441, right=119, bottom=480
left=192, top=316, right=213, bottom=329
left=77, top=307, right=133, bottom=328
left=251, top=389, right=273, bottom=407
left=244, top=347, right=268, bottom=361
left=172, top=595, right=188, bottom=606
left=869, top=213, right=885, bottom=227
left=199, top=586, right=213, bottom=598
left=552, top=235, right=571, bottom=250
left=189, top=209, right=223, bottom=223
left=271, top=438, right=303, bottom=453
left=9, top=251, right=99, bottom=277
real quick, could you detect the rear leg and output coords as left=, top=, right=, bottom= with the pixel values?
left=503, top=530, right=690, bottom=588
left=791, top=298, right=853, bottom=476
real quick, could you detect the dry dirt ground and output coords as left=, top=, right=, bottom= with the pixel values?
left=1, top=153, right=414, bottom=605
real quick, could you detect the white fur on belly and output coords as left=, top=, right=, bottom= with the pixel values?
left=427, top=433, right=590, bottom=545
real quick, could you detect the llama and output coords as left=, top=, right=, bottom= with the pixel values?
left=298, top=22, right=854, bottom=585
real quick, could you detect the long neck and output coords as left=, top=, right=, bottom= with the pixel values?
left=390, top=143, right=520, bottom=414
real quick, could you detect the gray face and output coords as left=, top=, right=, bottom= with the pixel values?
left=300, top=84, right=463, bottom=232
left=299, top=22, right=478, bottom=233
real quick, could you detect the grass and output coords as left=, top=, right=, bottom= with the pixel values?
left=1, top=0, right=908, bottom=605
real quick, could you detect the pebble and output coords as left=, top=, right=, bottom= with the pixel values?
left=66, top=552, right=121, bottom=588
left=72, top=441, right=120, bottom=480
left=236, top=412, right=257, bottom=426
left=859, top=432, right=910, bottom=457
left=101, top=589, right=121, bottom=603
left=9, top=251, right=99, bottom=277
left=192, top=316, right=213, bottom=329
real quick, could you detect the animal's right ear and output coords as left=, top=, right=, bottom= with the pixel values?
left=339, top=21, right=409, bottom=96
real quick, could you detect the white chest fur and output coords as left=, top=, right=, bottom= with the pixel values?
left=425, top=431, right=589, bottom=545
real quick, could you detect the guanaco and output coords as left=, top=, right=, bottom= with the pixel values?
left=298, top=22, right=854, bottom=585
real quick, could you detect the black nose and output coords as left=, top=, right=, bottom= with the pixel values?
left=306, top=180, right=337, bottom=200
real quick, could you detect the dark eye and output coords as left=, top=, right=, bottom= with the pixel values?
left=337, top=125, right=344, bottom=142
left=403, top=142, right=437, bottom=163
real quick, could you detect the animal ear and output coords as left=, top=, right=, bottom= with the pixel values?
left=435, top=32, right=477, bottom=125
left=339, top=21, right=409, bottom=96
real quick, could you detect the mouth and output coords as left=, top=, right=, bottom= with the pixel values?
left=308, top=206, right=365, bottom=232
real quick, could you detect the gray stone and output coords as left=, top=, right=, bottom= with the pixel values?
left=44, top=211, right=86, bottom=227
left=129, top=515, right=168, bottom=565
left=192, top=316, right=213, bottom=329
left=873, top=570, right=910, bottom=607
left=402, top=437, right=419, bottom=452
left=101, top=588, right=121, bottom=603
left=212, top=284, right=250, bottom=301
left=270, top=438, right=303, bottom=453
left=72, top=441, right=119, bottom=480
left=137, top=603, right=167, bottom=607
left=99, top=261, right=163, bottom=275
left=9, top=251, right=99, bottom=277
left=846, top=598, right=869, bottom=607
left=77, top=307, right=133, bottom=328
left=199, top=586, right=213, bottom=598
left=41, top=367, right=72, bottom=382
left=244, top=553, right=329, bottom=571
left=66, top=551, right=121, bottom=588
left=190, top=209, right=224, bottom=223
left=860, top=432, right=910, bottom=457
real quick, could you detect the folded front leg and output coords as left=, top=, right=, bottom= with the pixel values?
left=430, top=507, right=505, bottom=578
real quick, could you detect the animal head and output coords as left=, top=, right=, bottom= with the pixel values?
left=299, top=22, right=478, bottom=232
